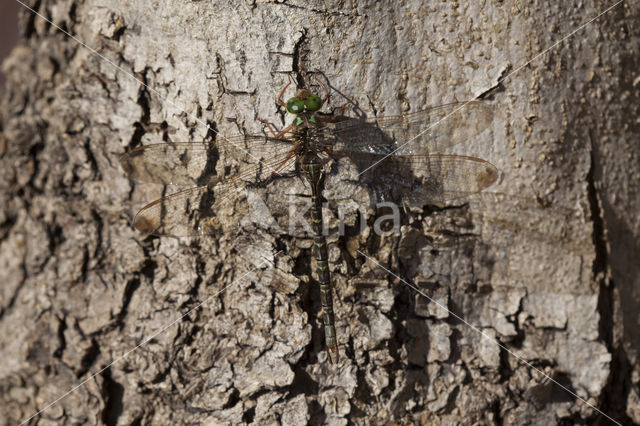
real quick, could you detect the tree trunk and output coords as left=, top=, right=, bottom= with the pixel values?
left=1, top=0, right=638, bottom=424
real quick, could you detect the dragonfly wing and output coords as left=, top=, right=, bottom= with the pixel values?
left=347, top=153, right=499, bottom=206
left=131, top=155, right=299, bottom=237
left=120, top=142, right=215, bottom=186
left=134, top=185, right=230, bottom=236
left=120, top=136, right=295, bottom=186
left=322, top=101, right=493, bottom=156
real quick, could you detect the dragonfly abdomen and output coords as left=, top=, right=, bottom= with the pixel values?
left=302, top=151, right=339, bottom=363
left=311, top=201, right=338, bottom=363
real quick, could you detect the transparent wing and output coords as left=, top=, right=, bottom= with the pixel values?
left=131, top=155, right=299, bottom=237
left=128, top=153, right=497, bottom=238
left=350, top=153, right=499, bottom=206
left=120, top=135, right=295, bottom=186
left=319, top=101, right=493, bottom=156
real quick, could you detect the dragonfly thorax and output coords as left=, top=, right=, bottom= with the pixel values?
left=292, top=118, right=323, bottom=152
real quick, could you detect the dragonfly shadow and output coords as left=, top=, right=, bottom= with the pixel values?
left=389, top=190, right=592, bottom=293
left=347, top=190, right=591, bottom=366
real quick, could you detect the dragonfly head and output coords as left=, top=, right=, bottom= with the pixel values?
left=286, top=89, right=323, bottom=115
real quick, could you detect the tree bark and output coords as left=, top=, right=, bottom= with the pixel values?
left=1, top=0, right=638, bottom=424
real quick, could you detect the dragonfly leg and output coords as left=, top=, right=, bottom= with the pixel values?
left=276, top=78, right=293, bottom=107
left=339, top=101, right=352, bottom=116
left=257, top=118, right=281, bottom=137
left=275, top=122, right=295, bottom=139
left=312, top=73, right=331, bottom=103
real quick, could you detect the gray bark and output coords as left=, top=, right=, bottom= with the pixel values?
left=1, top=0, right=638, bottom=424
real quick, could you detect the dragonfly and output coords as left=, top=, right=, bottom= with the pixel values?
left=119, top=76, right=498, bottom=364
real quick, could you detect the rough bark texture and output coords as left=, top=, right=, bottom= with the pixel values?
left=1, top=1, right=638, bottom=425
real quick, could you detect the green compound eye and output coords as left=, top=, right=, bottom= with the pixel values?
left=286, top=98, right=304, bottom=114
left=304, top=94, right=322, bottom=111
